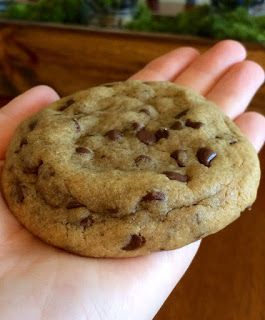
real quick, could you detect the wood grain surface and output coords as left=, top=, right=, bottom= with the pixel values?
left=0, top=21, right=264, bottom=320
left=0, top=20, right=264, bottom=116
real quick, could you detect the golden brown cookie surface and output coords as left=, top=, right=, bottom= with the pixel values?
left=1, top=81, right=260, bottom=257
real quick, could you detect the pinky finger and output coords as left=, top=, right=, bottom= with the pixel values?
left=235, top=112, right=265, bottom=152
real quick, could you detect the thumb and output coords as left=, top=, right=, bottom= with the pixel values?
left=0, top=85, right=59, bottom=159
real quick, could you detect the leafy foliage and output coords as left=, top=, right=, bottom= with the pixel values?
left=6, top=0, right=138, bottom=21
left=6, top=0, right=82, bottom=23
left=86, top=0, right=130, bottom=13
left=5, top=1, right=265, bottom=45
left=97, top=0, right=122, bottom=7
left=127, top=4, right=265, bottom=45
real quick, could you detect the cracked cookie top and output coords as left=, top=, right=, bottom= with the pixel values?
left=1, top=81, right=260, bottom=257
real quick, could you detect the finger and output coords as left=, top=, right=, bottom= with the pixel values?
left=0, top=85, right=59, bottom=159
left=130, top=47, right=199, bottom=81
left=207, top=60, right=265, bottom=118
left=174, top=40, right=246, bottom=94
left=235, top=112, right=265, bottom=152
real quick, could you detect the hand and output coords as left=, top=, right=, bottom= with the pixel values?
left=0, top=40, right=264, bottom=320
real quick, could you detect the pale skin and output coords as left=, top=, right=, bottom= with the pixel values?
left=0, top=40, right=264, bottom=320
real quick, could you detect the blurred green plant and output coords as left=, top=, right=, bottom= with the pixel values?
left=97, top=0, right=122, bottom=7
left=6, top=0, right=137, bottom=22
left=6, top=0, right=82, bottom=23
left=5, top=1, right=265, bottom=45
left=88, top=0, right=137, bottom=11
left=127, top=4, right=265, bottom=45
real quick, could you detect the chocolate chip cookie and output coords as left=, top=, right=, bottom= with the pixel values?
left=1, top=81, right=260, bottom=257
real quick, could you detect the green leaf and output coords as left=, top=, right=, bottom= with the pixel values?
left=126, top=4, right=265, bottom=46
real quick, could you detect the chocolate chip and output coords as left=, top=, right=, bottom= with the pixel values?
left=170, top=150, right=187, bottom=167
left=139, top=108, right=150, bottom=115
left=80, top=216, right=94, bottom=228
left=66, top=200, right=85, bottom=209
left=58, top=98, right=75, bottom=111
left=12, top=182, right=24, bottom=203
left=185, top=119, right=204, bottom=129
left=29, top=120, right=38, bottom=131
left=23, top=160, right=43, bottom=174
left=197, top=148, right=217, bottom=167
left=142, top=191, right=165, bottom=201
left=75, top=147, right=90, bottom=154
left=73, top=118, right=80, bottom=131
left=131, top=122, right=142, bottom=131
left=136, top=128, right=156, bottom=145
left=122, top=234, right=146, bottom=251
left=135, top=155, right=151, bottom=166
left=105, top=129, right=123, bottom=141
left=155, top=128, right=169, bottom=141
left=170, top=121, right=183, bottom=130
left=20, top=138, right=28, bottom=148
left=229, top=140, right=238, bottom=145
left=163, top=171, right=189, bottom=182
left=175, top=109, right=189, bottom=119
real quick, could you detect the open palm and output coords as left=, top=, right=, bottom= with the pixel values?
left=0, top=41, right=265, bottom=320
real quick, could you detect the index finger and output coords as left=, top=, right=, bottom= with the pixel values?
left=130, top=47, right=199, bottom=81
left=0, top=85, right=59, bottom=160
